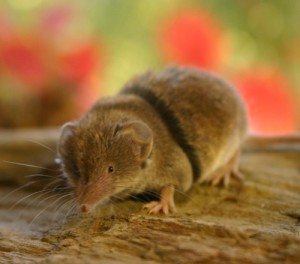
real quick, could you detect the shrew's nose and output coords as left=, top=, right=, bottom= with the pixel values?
left=80, top=204, right=90, bottom=213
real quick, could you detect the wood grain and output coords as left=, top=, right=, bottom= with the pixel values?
left=0, top=129, right=299, bottom=263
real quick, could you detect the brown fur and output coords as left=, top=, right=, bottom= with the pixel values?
left=58, top=66, right=248, bottom=212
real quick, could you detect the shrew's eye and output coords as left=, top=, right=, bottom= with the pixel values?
left=108, top=166, right=114, bottom=173
left=68, top=162, right=80, bottom=178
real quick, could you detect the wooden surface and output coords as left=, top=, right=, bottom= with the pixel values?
left=0, top=129, right=300, bottom=263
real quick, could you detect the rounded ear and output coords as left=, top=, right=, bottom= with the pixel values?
left=58, top=122, right=76, bottom=156
left=117, top=121, right=153, bottom=162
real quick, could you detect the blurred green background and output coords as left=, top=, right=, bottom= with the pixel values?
left=0, top=0, right=299, bottom=135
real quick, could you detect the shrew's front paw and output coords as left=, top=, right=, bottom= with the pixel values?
left=142, top=185, right=177, bottom=215
left=143, top=200, right=177, bottom=215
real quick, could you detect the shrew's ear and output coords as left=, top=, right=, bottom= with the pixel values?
left=58, top=122, right=76, bottom=156
left=117, top=121, right=153, bottom=162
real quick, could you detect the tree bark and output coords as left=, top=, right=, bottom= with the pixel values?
left=0, top=129, right=300, bottom=263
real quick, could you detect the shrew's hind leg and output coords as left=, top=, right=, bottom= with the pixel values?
left=143, top=185, right=177, bottom=215
left=203, top=150, right=243, bottom=187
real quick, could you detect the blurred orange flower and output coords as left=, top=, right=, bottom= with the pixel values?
left=0, top=6, right=104, bottom=127
left=235, top=67, right=297, bottom=135
left=58, top=43, right=101, bottom=85
left=158, top=8, right=227, bottom=70
left=0, top=37, right=47, bottom=92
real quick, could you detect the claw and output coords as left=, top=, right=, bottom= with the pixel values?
left=203, top=150, right=244, bottom=187
left=142, top=186, right=177, bottom=215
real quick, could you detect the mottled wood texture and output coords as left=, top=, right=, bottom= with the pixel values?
left=0, top=129, right=300, bottom=263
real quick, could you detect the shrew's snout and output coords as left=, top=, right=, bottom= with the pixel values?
left=77, top=175, right=112, bottom=213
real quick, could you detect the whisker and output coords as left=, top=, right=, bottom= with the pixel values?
left=52, top=193, right=74, bottom=211
left=25, top=173, right=56, bottom=179
left=53, top=186, right=73, bottom=192
left=51, top=196, right=75, bottom=222
left=110, top=185, right=196, bottom=209
left=41, top=178, right=64, bottom=191
left=23, top=191, right=61, bottom=217
left=17, top=190, right=56, bottom=217
left=9, top=187, right=55, bottom=210
left=36, top=192, right=63, bottom=209
left=26, top=139, right=56, bottom=154
left=29, top=193, right=73, bottom=226
left=173, top=187, right=197, bottom=204
left=2, top=160, right=59, bottom=172
left=62, top=202, right=78, bottom=223
left=112, top=185, right=161, bottom=200
left=0, top=181, right=40, bottom=203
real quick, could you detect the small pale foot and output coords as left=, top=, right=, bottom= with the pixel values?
left=204, top=150, right=244, bottom=187
left=143, top=186, right=177, bottom=215
left=211, top=170, right=244, bottom=187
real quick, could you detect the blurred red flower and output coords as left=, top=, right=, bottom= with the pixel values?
left=0, top=37, right=47, bottom=92
left=57, top=42, right=103, bottom=113
left=58, top=43, right=101, bottom=85
left=158, top=8, right=227, bottom=70
left=235, top=67, right=297, bottom=135
left=0, top=6, right=104, bottom=127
